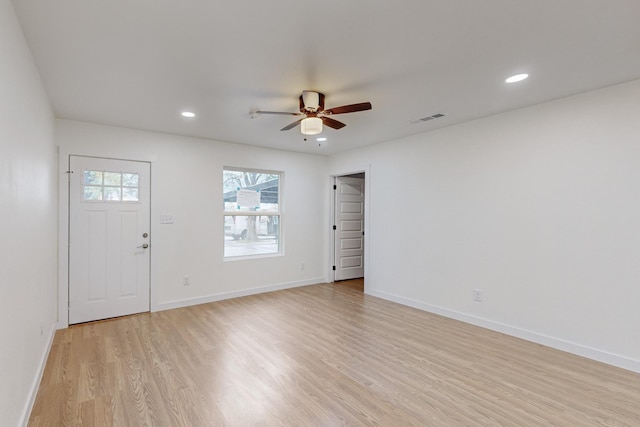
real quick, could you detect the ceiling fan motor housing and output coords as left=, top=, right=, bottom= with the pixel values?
left=302, top=91, right=320, bottom=111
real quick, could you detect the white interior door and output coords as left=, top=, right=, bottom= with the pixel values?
left=69, top=156, right=150, bottom=324
left=334, top=176, right=365, bottom=281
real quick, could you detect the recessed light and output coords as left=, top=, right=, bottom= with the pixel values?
left=181, top=111, right=196, bottom=118
left=316, top=137, right=327, bottom=142
left=505, top=73, right=529, bottom=83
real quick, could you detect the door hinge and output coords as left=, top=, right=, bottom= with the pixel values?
left=333, top=184, right=337, bottom=190
left=332, top=225, right=336, bottom=230
left=332, top=266, right=336, bottom=271
left=66, top=170, right=74, bottom=181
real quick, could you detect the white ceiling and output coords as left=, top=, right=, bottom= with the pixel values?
left=11, top=0, right=640, bottom=155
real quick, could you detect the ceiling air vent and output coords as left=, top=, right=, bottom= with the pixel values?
left=411, top=113, right=445, bottom=125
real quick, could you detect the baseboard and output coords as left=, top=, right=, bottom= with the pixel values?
left=367, top=288, right=640, bottom=374
left=155, top=277, right=326, bottom=312
left=20, top=323, right=56, bottom=427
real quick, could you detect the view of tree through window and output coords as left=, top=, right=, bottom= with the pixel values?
left=223, top=168, right=281, bottom=258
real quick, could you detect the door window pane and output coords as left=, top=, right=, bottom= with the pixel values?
left=123, top=173, right=139, bottom=187
left=84, top=170, right=102, bottom=185
left=103, top=187, right=122, bottom=201
left=83, top=186, right=103, bottom=201
left=82, top=170, right=140, bottom=202
left=103, top=172, right=122, bottom=186
left=122, top=187, right=139, bottom=201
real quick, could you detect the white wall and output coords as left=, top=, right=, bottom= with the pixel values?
left=330, top=79, right=640, bottom=373
left=0, top=1, right=58, bottom=425
left=56, top=120, right=328, bottom=325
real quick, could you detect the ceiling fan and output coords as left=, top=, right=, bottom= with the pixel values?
left=256, top=91, right=372, bottom=135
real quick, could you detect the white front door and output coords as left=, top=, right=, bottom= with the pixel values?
left=334, top=176, right=365, bottom=281
left=69, top=156, right=151, bottom=324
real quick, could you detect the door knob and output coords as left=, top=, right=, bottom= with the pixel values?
left=137, top=243, right=149, bottom=249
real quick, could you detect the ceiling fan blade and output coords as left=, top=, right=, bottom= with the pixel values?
left=281, top=118, right=304, bottom=131
left=324, top=102, right=372, bottom=115
left=256, top=110, right=303, bottom=116
left=322, top=117, right=346, bottom=130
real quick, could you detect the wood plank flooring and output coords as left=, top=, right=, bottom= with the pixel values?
left=29, top=280, right=640, bottom=426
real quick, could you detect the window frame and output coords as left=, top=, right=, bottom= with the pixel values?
left=223, top=166, right=283, bottom=260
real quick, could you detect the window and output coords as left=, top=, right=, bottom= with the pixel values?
left=223, top=167, right=282, bottom=258
left=83, top=170, right=139, bottom=202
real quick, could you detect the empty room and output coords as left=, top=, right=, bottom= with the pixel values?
left=2, top=0, right=640, bottom=425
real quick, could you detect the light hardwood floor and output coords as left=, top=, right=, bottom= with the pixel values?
left=29, top=280, right=640, bottom=426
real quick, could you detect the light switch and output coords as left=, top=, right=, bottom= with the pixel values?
left=160, top=214, right=174, bottom=224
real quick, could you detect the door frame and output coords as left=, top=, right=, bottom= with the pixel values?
left=58, top=153, right=153, bottom=328
left=329, top=167, right=371, bottom=286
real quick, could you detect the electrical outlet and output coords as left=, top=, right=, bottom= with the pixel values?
left=472, top=289, right=483, bottom=302
left=40, top=323, right=43, bottom=336
left=183, top=276, right=191, bottom=286
left=300, top=263, right=305, bottom=270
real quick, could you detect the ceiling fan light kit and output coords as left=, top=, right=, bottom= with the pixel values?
left=301, top=117, right=323, bottom=135
left=256, top=90, right=372, bottom=136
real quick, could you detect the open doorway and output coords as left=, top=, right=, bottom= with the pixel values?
left=332, top=173, right=365, bottom=288
left=336, top=277, right=364, bottom=292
